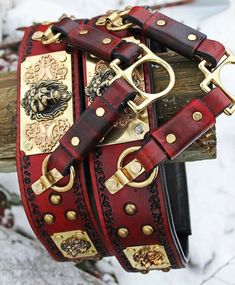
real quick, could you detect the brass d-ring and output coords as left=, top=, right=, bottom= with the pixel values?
left=117, top=146, right=158, bottom=188
left=42, top=155, right=75, bottom=193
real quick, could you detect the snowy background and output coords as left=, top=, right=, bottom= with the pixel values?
left=1, top=0, right=235, bottom=284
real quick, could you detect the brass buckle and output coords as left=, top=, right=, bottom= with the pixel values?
left=32, top=25, right=62, bottom=45
left=105, top=147, right=158, bottom=194
left=110, top=43, right=175, bottom=113
left=199, top=49, right=235, bottom=115
left=96, top=7, right=132, bottom=31
left=31, top=155, right=75, bottom=195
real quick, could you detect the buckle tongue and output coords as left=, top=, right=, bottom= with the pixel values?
left=110, top=43, right=175, bottom=113
left=199, top=49, right=235, bottom=115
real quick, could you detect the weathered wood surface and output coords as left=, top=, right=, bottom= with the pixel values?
left=0, top=52, right=216, bottom=172
left=0, top=226, right=106, bottom=285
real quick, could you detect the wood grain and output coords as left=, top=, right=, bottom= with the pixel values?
left=0, top=52, right=216, bottom=172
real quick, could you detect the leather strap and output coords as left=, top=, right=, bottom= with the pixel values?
left=125, top=6, right=225, bottom=67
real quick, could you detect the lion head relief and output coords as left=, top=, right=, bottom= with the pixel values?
left=21, top=80, right=72, bottom=121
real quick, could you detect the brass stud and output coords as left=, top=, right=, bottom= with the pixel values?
left=162, top=267, right=171, bottom=272
left=188, top=34, right=197, bottom=41
left=71, top=136, right=80, bottom=147
left=193, top=111, right=203, bottom=122
left=96, top=107, right=105, bottom=117
left=50, top=194, right=62, bottom=205
left=66, top=210, right=77, bottom=221
left=124, top=203, right=137, bottom=216
left=166, top=133, right=176, bottom=144
left=24, top=142, right=33, bottom=151
left=106, top=178, right=118, bottom=192
left=156, top=19, right=166, bottom=26
left=141, top=270, right=149, bottom=274
left=129, top=161, right=142, bottom=174
left=43, top=213, right=55, bottom=225
left=58, top=54, right=67, bottom=62
left=142, top=225, right=154, bottom=235
left=24, top=62, right=32, bottom=69
left=103, top=38, right=112, bottom=45
left=80, top=29, right=88, bottom=35
left=117, top=227, right=129, bottom=238
left=32, top=31, right=44, bottom=41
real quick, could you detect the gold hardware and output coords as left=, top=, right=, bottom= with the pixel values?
left=32, top=154, right=75, bottom=195
left=51, top=230, right=98, bottom=259
left=199, top=49, right=235, bottom=115
left=96, top=107, right=105, bottom=117
left=103, top=38, right=112, bottom=45
left=142, top=225, right=154, bottom=235
left=162, top=267, right=171, bottom=272
left=105, top=146, right=158, bottom=194
left=20, top=51, right=73, bottom=156
left=123, top=244, right=171, bottom=271
left=44, top=213, right=55, bottom=224
left=66, top=210, right=77, bottom=221
left=96, top=7, right=132, bottom=32
left=188, top=34, right=197, bottom=41
left=32, top=25, right=62, bottom=45
left=156, top=19, right=166, bottom=26
left=85, top=37, right=150, bottom=146
left=109, top=43, right=175, bottom=113
left=50, top=194, right=62, bottom=205
left=117, top=227, right=129, bottom=238
left=80, top=29, right=88, bottom=35
left=166, top=133, right=176, bottom=144
left=124, top=203, right=137, bottom=216
left=193, top=111, right=203, bottom=122
left=71, top=136, right=80, bottom=147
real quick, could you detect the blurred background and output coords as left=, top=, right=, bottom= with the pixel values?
left=1, top=0, right=235, bottom=284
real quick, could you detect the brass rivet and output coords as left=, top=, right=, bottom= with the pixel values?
left=24, top=62, right=32, bottom=69
left=103, top=38, right=112, bottom=45
left=117, top=227, right=129, bottom=238
left=96, top=107, right=105, bottom=117
left=58, top=54, right=67, bottom=62
left=43, top=213, right=55, bottom=225
left=142, top=225, right=154, bottom=235
left=71, top=136, right=80, bottom=146
left=50, top=194, right=62, bottom=205
left=141, top=270, right=149, bottom=275
left=162, top=267, right=171, bottom=272
left=156, top=19, right=166, bottom=26
left=124, top=203, right=137, bottom=216
left=66, top=210, right=77, bottom=221
left=188, top=34, right=197, bottom=41
left=193, top=111, right=203, bottom=122
left=80, top=29, right=88, bottom=35
left=166, top=133, right=176, bottom=144
left=106, top=178, right=118, bottom=192
left=24, top=142, right=33, bottom=151
left=32, top=31, right=44, bottom=40
left=129, top=161, right=142, bottom=174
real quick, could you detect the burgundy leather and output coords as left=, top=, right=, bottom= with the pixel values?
left=49, top=78, right=136, bottom=175
left=52, top=18, right=142, bottom=66
left=125, top=6, right=225, bottom=67
left=135, top=87, right=232, bottom=172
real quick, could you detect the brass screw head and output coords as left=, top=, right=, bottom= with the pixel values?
left=162, top=267, right=171, bottom=272
left=117, top=227, right=129, bottom=238
left=24, top=61, right=32, bottom=69
left=129, top=160, right=142, bottom=175
left=96, top=107, right=105, bottom=117
left=50, top=194, right=62, bottom=205
left=188, top=34, right=197, bottom=41
left=103, top=38, right=112, bottom=45
left=24, top=142, right=33, bottom=151
left=124, top=203, right=137, bottom=216
left=106, top=178, right=118, bottom=192
left=58, top=54, right=67, bottom=62
left=156, top=19, right=166, bottom=26
left=193, top=111, right=203, bottom=122
left=142, top=225, right=154, bottom=235
left=71, top=136, right=80, bottom=146
left=66, top=210, right=77, bottom=221
left=166, top=133, right=176, bottom=144
left=43, top=213, right=55, bottom=225
left=80, top=29, right=88, bottom=35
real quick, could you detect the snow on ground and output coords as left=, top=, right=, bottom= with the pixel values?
left=1, top=0, right=235, bottom=284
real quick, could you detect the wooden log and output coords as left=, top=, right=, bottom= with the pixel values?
left=0, top=52, right=216, bottom=172
left=0, top=226, right=106, bottom=285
